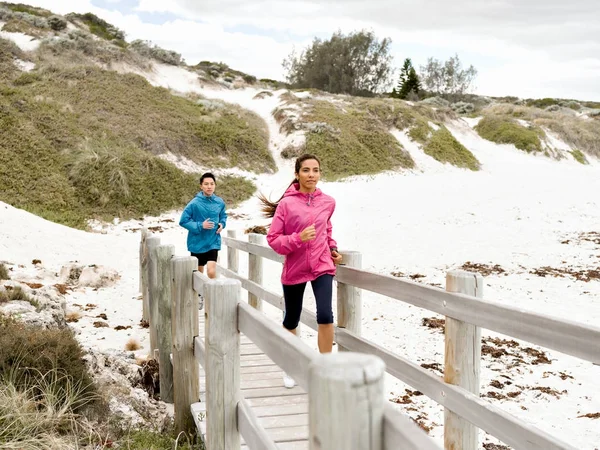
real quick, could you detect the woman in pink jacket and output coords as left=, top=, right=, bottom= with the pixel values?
left=260, top=154, right=342, bottom=388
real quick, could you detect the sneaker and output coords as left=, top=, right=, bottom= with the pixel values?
left=283, top=374, right=296, bottom=389
left=198, top=294, right=204, bottom=310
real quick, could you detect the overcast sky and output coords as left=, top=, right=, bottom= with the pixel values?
left=25, top=0, right=600, bottom=101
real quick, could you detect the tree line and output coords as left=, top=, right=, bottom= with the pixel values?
left=283, top=30, right=478, bottom=100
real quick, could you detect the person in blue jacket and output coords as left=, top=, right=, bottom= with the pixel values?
left=179, top=172, right=227, bottom=279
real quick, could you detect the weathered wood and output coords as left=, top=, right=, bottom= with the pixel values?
left=335, top=328, right=575, bottom=450
left=238, top=397, right=279, bottom=450
left=146, top=235, right=161, bottom=357
left=383, top=404, right=442, bottom=450
left=139, top=227, right=148, bottom=293
left=336, top=250, right=362, bottom=351
left=309, top=353, right=385, bottom=450
left=171, top=256, right=199, bottom=436
left=444, top=270, right=482, bottom=450
left=336, top=265, right=600, bottom=364
left=194, top=335, right=205, bottom=369
left=205, top=278, right=241, bottom=450
left=227, top=229, right=239, bottom=273
left=222, top=235, right=284, bottom=263
left=155, top=244, right=175, bottom=403
left=238, top=302, right=315, bottom=390
left=218, top=265, right=316, bottom=331
left=248, top=233, right=264, bottom=310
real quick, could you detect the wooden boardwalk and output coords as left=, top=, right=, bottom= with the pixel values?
left=193, top=314, right=310, bottom=450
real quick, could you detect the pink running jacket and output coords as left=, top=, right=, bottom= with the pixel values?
left=267, top=183, right=338, bottom=285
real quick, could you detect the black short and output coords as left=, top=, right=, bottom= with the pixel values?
left=191, top=249, right=218, bottom=266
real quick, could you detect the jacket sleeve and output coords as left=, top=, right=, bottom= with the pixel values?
left=218, top=200, right=227, bottom=229
left=267, top=204, right=303, bottom=255
left=179, top=202, right=201, bottom=233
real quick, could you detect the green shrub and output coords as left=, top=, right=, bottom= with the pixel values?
left=424, top=126, right=480, bottom=170
left=130, top=39, right=183, bottom=65
left=570, top=149, right=588, bottom=165
left=3, top=3, right=52, bottom=17
left=115, top=428, right=201, bottom=450
left=0, top=263, right=9, bottom=280
left=47, top=14, right=67, bottom=31
left=526, top=97, right=559, bottom=109
left=0, top=316, right=98, bottom=413
left=0, top=286, right=39, bottom=309
left=66, top=12, right=126, bottom=47
left=243, top=74, right=257, bottom=84
left=475, top=116, right=543, bottom=153
left=12, top=71, right=41, bottom=85
left=300, top=100, right=415, bottom=180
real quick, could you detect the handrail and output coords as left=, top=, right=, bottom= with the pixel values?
left=336, top=328, right=575, bottom=450
left=223, top=235, right=600, bottom=364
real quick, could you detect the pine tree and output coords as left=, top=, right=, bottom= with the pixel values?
left=397, top=58, right=421, bottom=99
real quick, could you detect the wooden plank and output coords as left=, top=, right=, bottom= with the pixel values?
left=383, top=404, right=442, bottom=450
left=252, top=403, right=309, bottom=418
left=444, top=270, right=482, bottom=450
left=194, top=336, right=205, bottom=369
left=201, top=374, right=295, bottom=390
left=260, top=414, right=308, bottom=429
left=222, top=236, right=284, bottom=263
left=155, top=244, right=175, bottom=403
left=238, top=397, right=279, bottom=450
left=267, top=426, right=308, bottom=443
left=227, top=230, right=239, bottom=273
left=238, top=302, right=317, bottom=390
left=241, top=365, right=280, bottom=374
left=336, top=250, right=362, bottom=352
left=146, top=235, right=161, bottom=356
left=335, top=328, right=576, bottom=450
left=336, top=265, right=600, bottom=364
left=205, top=278, right=241, bottom=450
left=242, top=442, right=307, bottom=450
left=246, top=394, right=308, bottom=407
left=248, top=233, right=264, bottom=310
left=171, top=256, right=199, bottom=436
left=242, top=386, right=306, bottom=399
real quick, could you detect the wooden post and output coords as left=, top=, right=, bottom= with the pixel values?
left=227, top=229, right=239, bottom=273
left=309, top=353, right=385, bottom=450
left=146, top=235, right=161, bottom=357
left=336, top=250, right=362, bottom=351
left=171, top=256, right=199, bottom=436
left=139, top=227, right=148, bottom=293
left=155, top=244, right=175, bottom=403
left=205, top=278, right=241, bottom=450
left=444, top=270, right=483, bottom=450
left=248, top=233, right=263, bottom=310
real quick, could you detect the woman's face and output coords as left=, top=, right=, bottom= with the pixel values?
left=201, top=177, right=216, bottom=196
left=296, top=159, right=321, bottom=192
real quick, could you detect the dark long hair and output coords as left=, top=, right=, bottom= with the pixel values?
left=258, top=154, right=321, bottom=218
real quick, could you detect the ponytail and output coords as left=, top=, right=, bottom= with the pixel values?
left=258, top=179, right=296, bottom=219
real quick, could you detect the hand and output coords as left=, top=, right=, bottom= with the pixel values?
left=202, top=219, right=215, bottom=230
left=300, top=224, right=316, bottom=242
left=331, top=249, right=343, bottom=265
left=216, top=224, right=223, bottom=234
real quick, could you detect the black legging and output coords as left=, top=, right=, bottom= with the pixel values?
left=282, top=274, right=334, bottom=330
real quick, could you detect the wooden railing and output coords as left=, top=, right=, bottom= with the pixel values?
left=139, top=230, right=600, bottom=450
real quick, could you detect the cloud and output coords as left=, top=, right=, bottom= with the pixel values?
left=21, top=0, right=600, bottom=100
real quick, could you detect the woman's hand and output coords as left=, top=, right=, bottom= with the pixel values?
left=202, top=219, right=215, bottom=230
left=300, top=224, right=316, bottom=242
left=331, top=249, right=343, bottom=265
left=216, top=224, right=223, bottom=234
